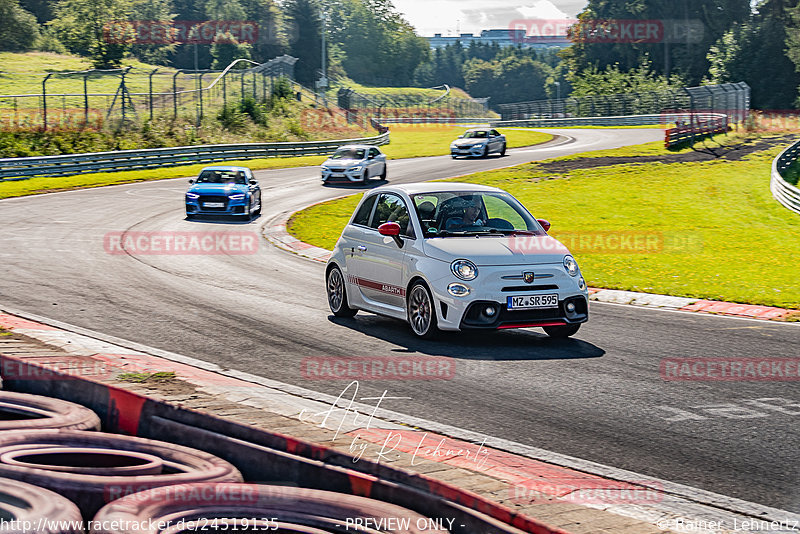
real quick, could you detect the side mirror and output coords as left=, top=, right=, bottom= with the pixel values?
left=368, top=154, right=374, bottom=160
left=249, top=179, right=257, bottom=185
left=188, top=179, right=194, bottom=184
left=537, top=218, right=551, bottom=232
left=378, top=221, right=404, bottom=247
left=378, top=222, right=401, bottom=236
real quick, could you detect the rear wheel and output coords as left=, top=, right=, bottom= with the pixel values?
left=543, top=323, right=580, bottom=338
left=407, top=282, right=438, bottom=339
left=327, top=266, right=357, bottom=317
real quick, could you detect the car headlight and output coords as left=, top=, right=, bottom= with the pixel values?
left=563, top=255, right=579, bottom=277
left=228, top=194, right=246, bottom=200
left=451, top=259, right=478, bottom=281
left=321, top=165, right=330, bottom=171
left=349, top=165, right=363, bottom=172
left=185, top=192, right=199, bottom=200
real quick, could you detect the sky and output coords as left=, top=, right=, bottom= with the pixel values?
left=391, top=0, right=586, bottom=37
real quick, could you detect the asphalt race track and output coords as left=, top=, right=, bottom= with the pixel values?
left=1, top=128, right=798, bottom=514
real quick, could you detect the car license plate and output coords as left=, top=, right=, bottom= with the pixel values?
left=203, top=202, right=224, bottom=208
left=507, top=294, right=559, bottom=310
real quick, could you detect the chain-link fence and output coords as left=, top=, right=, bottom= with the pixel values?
left=337, top=86, right=491, bottom=120
left=497, top=82, right=750, bottom=123
left=0, top=56, right=313, bottom=131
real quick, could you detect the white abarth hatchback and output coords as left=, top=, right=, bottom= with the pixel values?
left=325, top=183, right=589, bottom=338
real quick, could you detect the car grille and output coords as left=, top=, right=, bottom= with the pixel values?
left=501, top=285, right=559, bottom=292
left=198, top=195, right=228, bottom=211
left=329, top=168, right=345, bottom=173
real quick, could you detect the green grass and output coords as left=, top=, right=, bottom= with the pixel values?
left=289, top=136, right=800, bottom=309
left=381, top=125, right=551, bottom=159
left=0, top=52, right=178, bottom=102
left=0, top=155, right=329, bottom=199
left=118, top=371, right=177, bottom=383
left=0, top=125, right=552, bottom=199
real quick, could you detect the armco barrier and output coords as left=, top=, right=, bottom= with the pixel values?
left=663, top=113, right=728, bottom=147
left=490, top=113, right=670, bottom=128
left=377, top=117, right=496, bottom=124
left=771, top=137, right=800, bottom=214
left=0, top=132, right=389, bottom=180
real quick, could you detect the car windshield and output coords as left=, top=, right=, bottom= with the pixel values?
left=331, top=148, right=365, bottom=160
left=411, top=192, right=545, bottom=237
left=462, top=131, right=488, bottom=139
left=196, top=170, right=247, bottom=184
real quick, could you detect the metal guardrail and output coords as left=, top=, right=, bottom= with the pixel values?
left=771, top=138, right=800, bottom=214
left=0, top=132, right=389, bottom=180
left=663, top=113, right=729, bottom=148
left=376, top=117, right=496, bottom=124
left=490, top=114, right=671, bottom=128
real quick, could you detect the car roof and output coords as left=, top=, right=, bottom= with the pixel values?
left=371, top=182, right=505, bottom=196
left=200, top=166, right=251, bottom=172
left=335, top=144, right=376, bottom=150
left=464, top=128, right=491, bottom=132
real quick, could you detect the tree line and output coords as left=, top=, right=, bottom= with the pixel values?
left=1, top=0, right=799, bottom=109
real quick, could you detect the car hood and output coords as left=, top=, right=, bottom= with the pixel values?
left=423, top=235, right=569, bottom=265
left=452, top=138, right=488, bottom=146
left=188, top=183, right=247, bottom=195
left=323, top=158, right=364, bottom=167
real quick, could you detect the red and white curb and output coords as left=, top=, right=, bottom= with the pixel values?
left=264, top=215, right=798, bottom=322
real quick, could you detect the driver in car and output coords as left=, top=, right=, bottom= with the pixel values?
left=445, top=197, right=484, bottom=230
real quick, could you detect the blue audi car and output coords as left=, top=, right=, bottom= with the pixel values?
left=185, top=166, right=262, bottom=220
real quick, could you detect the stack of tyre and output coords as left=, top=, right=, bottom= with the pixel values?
left=0, top=391, right=448, bottom=533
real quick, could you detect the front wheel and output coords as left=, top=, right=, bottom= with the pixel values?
left=327, top=266, right=357, bottom=317
left=499, top=143, right=506, bottom=156
left=380, top=165, right=387, bottom=180
left=543, top=323, right=580, bottom=338
left=252, top=194, right=262, bottom=216
left=407, top=282, right=438, bottom=339
left=481, top=146, right=489, bottom=158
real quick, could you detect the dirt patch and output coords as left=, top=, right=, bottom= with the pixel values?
left=536, top=134, right=798, bottom=173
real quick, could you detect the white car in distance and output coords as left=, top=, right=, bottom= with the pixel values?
left=321, top=144, right=387, bottom=184
left=325, top=182, right=588, bottom=339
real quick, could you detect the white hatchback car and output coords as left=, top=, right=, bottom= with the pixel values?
left=321, top=144, right=387, bottom=183
left=325, top=183, right=589, bottom=338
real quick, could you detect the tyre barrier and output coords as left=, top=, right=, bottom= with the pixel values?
left=91, top=483, right=451, bottom=534
left=0, top=391, right=101, bottom=431
left=0, top=430, right=242, bottom=519
left=0, top=476, right=83, bottom=534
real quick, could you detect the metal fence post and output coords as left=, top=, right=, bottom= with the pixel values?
left=149, top=68, right=158, bottom=121
left=198, top=72, right=205, bottom=124
left=42, top=73, right=53, bottom=130
left=83, top=73, right=89, bottom=127
left=173, top=71, right=180, bottom=118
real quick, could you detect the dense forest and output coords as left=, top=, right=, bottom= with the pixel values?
left=1, top=0, right=799, bottom=108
